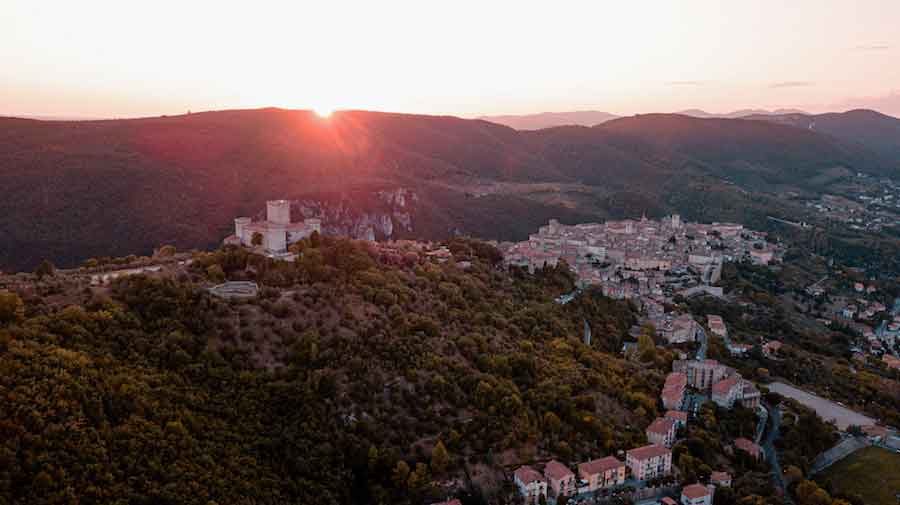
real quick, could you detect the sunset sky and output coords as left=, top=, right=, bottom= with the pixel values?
left=3, top=0, right=900, bottom=118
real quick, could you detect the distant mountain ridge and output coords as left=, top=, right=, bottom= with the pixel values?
left=742, top=109, right=900, bottom=162
left=677, top=108, right=808, bottom=119
left=1, top=108, right=897, bottom=272
left=478, top=111, right=620, bottom=130
left=479, top=108, right=810, bottom=129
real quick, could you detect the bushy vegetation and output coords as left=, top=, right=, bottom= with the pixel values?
left=775, top=401, right=840, bottom=474
left=0, top=238, right=659, bottom=504
left=674, top=403, right=776, bottom=504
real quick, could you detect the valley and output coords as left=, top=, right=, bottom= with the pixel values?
left=2, top=108, right=899, bottom=275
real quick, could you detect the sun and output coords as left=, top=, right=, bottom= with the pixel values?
left=313, top=106, right=333, bottom=118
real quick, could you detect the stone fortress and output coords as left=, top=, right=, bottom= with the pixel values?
left=225, top=200, right=321, bottom=256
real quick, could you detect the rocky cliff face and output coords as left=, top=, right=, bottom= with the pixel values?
left=289, top=188, right=417, bottom=241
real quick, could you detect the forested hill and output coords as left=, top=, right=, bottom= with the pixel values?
left=0, top=238, right=662, bottom=504
left=1, top=108, right=897, bottom=272
left=744, top=109, right=900, bottom=162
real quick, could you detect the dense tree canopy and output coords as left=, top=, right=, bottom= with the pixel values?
left=0, top=238, right=654, bottom=505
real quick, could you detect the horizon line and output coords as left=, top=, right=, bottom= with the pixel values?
left=3, top=105, right=897, bottom=123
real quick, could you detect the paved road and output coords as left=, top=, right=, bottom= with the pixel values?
left=755, top=404, right=768, bottom=444
left=762, top=402, right=793, bottom=505
left=767, top=382, right=875, bottom=430
left=696, top=327, right=708, bottom=360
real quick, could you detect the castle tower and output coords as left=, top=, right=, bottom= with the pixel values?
left=266, top=200, right=291, bottom=225
left=234, top=217, right=251, bottom=243
left=304, top=218, right=322, bottom=234
left=548, top=219, right=560, bottom=234
left=265, top=228, right=287, bottom=253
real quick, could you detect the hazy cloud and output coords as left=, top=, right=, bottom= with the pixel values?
left=851, top=44, right=890, bottom=51
left=770, top=81, right=814, bottom=88
left=666, top=80, right=706, bottom=86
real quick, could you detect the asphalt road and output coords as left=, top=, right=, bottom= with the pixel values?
left=762, top=402, right=793, bottom=505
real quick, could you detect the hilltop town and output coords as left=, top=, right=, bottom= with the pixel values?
left=501, top=217, right=782, bottom=352
left=502, top=216, right=777, bottom=297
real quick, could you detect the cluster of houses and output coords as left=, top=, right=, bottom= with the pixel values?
left=839, top=297, right=886, bottom=322
left=831, top=293, right=900, bottom=368
left=639, top=307, right=780, bottom=362
left=502, top=354, right=765, bottom=505
left=508, top=427, right=739, bottom=505
left=808, top=277, right=900, bottom=364
left=502, top=216, right=778, bottom=297
left=803, top=179, right=900, bottom=233
left=511, top=446, right=683, bottom=505
left=668, top=358, right=762, bottom=411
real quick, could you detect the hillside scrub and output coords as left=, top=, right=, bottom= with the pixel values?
left=0, top=238, right=661, bottom=505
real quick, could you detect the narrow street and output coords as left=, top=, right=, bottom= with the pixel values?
left=695, top=327, right=708, bottom=360
left=761, top=402, right=793, bottom=505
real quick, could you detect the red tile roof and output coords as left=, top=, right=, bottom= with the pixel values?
left=646, top=417, right=676, bottom=435
left=627, top=444, right=670, bottom=461
left=682, top=483, right=711, bottom=499
left=884, top=355, right=900, bottom=369
left=544, top=460, right=574, bottom=481
left=664, top=372, right=687, bottom=388
left=711, top=376, right=740, bottom=396
left=514, top=466, right=544, bottom=485
left=665, top=410, right=688, bottom=422
left=578, top=456, right=623, bottom=475
left=734, top=437, right=761, bottom=457
left=861, top=425, right=889, bottom=438
left=662, top=389, right=683, bottom=404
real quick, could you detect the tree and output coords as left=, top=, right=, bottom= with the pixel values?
left=206, top=264, right=225, bottom=283
left=289, top=238, right=309, bottom=254
left=251, top=232, right=264, bottom=246
left=543, top=411, right=562, bottom=437
left=783, top=465, right=803, bottom=485
left=638, top=333, right=656, bottom=361
left=407, top=462, right=428, bottom=490
left=795, top=480, right=831, bottom=505
left=0, top=290, right=24, bottom=325
left=431, top=441, right=450, bottom=474
left=34, top=259, right=55, bottom=279
left=391, top=461, right=410, bottom=488
left=368, top=445, right=379, bottom=471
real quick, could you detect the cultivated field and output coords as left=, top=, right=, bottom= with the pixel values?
left=816, top=446, right=900, bottom=505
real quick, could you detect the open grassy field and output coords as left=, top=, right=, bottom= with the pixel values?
left=816, top=446, right=900, bottom=505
